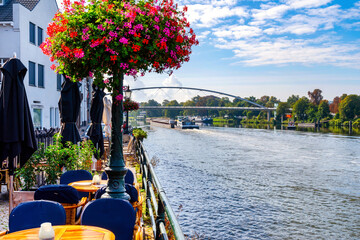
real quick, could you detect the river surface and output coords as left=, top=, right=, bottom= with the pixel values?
left=142, top=126, right=360, bottom=240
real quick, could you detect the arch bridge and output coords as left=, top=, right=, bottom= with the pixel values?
left=130, top=86, right=275, bottom=121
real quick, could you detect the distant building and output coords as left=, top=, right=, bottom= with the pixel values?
left=0, top=0, right=91, bottom=129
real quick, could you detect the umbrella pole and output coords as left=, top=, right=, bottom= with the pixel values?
left=9, top=175, right=13, bottom=214
left=102, top=72, right=129, bottom=200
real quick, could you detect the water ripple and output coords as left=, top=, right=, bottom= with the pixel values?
left=144, top=126, right=360, bottom=239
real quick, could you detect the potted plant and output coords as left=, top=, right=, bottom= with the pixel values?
left=132, top=128, right=147, bottom=142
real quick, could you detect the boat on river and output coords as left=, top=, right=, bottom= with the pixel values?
left=177, top=117, right=199, bottom=129
left=287, top=121, right=296, bottom=130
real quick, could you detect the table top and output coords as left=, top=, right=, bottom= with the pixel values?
left=0, top=225, right=115, bottom=240
left=69, top=180, right=108, bottom=193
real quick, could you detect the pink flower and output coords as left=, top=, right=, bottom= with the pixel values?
left=154, top=16, right=159, bottom=22
left=109, top=31, right=118, bottom=38
left=104, top=79, right=109, bottom=84
left=119, top=37, right=128, bottom=44
left=154, top=25, right=160, bottom=31
left=89, top=72, right=94, bottom=78
left=97, top=24, right=105, bottom=31
left=115, top=94, right=123, bottom=102
left=105, top=19, right=114, bottom=24
left=82, top=27, right=90, bottom=34
left=82, top=34, right=89, bottom=41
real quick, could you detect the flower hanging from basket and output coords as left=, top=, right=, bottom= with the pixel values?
left=123, top=99, right=140, bottom=112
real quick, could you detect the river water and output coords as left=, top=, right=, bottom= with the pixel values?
left=142, top=126, right=360, bottom=240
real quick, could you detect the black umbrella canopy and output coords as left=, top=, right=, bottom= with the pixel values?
left=87, top=86, right=105, bottom=158
left=58, top=76, right=81, bottom=145
left=0, top=58, right=37, bottom=171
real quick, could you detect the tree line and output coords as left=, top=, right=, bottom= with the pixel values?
left=138, top=89, right=360, bottom=123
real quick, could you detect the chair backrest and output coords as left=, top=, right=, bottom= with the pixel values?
left=94, top=184, right=138, bottom=203
left=60, top=170, right=93, bottom=185
left=81, top=198, right=136, bottom=240
left=60, top=170, right=93, bottom=199
left=9, top=200, right=66, bottom=233
left=101, top=170, right=134, bottom=185
left=34, top=185, right=79, bottom=204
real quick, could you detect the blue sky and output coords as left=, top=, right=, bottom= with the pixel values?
left=56, top=0, right=360, bottom=102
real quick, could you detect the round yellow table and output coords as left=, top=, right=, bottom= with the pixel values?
left=69, top=180, right=108, bottom=193
left=0, top=225, right=115, bottom=239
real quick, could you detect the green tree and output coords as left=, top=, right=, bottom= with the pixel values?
left=276, top=102, right=289, bottom=121
left=339, top=95, right=360, bottom=120
left=164, top=100, right=181, bottom=119
left=293, top=97, right=310, bottom=121
left=142, top=99, right=162, bottom=117
left=317, top=100, right=330, bottom=119
left=287, top=95, right=300, bottom=107
left=182, top=100, right=196, bottom=116
left=306, top=104, right=318, bottom=122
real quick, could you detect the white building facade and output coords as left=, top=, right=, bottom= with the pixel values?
left=0, top=0, right=91, bottom=129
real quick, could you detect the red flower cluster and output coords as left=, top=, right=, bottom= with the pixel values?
left=123, top=99, right=140, bottom=112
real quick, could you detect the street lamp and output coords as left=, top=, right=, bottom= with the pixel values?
left=124, top=86, right=132, bottom=134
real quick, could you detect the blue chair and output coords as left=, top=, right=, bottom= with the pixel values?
left=101, top=170, right=134, bottom=184
left=34, top=185, right=87, bottom=225
left=81, top=198, right=136, bottom=240
left=60, top=170, right=93, bottom=199
left=9, top=200, right=66, bottom=233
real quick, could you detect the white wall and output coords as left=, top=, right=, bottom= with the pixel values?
left=0, top=23, right=20, bottom=59
left=14, top=0, right=60, bottom=129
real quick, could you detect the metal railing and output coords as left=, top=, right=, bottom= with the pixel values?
left=34, top=127, right=60, bottom=148
left=136, top=140, right=185, bottom=240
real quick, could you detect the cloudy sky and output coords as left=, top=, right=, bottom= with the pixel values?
left=57, top=0, right=360, bottom=102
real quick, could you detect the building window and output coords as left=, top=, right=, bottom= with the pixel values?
left=29, top=61, right=36, bottom=86
left=50, top=107, right=54, bottom=127
left=57, top=74, right=62, bottom=91
left=33, top=108, right=42, bottom=129
left=29, top=22, right=35, bottom=44
left=38, top=64, right=44, bottom=88
left=37, top=27, right=43, bottom=46
left=55, top=108, right=59, bottom=127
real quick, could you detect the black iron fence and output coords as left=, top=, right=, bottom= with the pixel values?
left=34, top=127, right=60, bottom=148
left=136, top=139, right=185, bottom=240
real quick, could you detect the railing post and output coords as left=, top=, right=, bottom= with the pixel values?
left=146, top=163, right=152, bottom=216
left=155, top=195, right=166, bottom=240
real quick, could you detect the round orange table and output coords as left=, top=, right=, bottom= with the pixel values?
left=0, top=225, right=115, bottom=239
left=69, top=180, right=108, bottom=193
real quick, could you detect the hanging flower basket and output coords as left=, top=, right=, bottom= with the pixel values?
left=41, top=0, right=198, bottom=93
left=123, top=99, right=140, bottom=111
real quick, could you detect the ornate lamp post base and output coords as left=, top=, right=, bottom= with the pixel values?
left=101, top=72, right=129, bottom=200
left=102, top=166, right=129, bottom=200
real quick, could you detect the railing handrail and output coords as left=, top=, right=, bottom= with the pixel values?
left=136, top=140, right=185, bottom=240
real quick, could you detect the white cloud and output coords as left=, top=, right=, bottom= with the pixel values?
left=252, top=4, right=290, bottom=21
left=214, top=37, right=360, bottom=69
left=162, top=75, right=183, bottom=87
left=285, top=0, right=332, bottom=9
left=213, top=25, right=262, bottom=39
left=186, top=4, right=248, bottom=27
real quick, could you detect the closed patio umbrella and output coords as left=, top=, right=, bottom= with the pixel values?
left=87, top=86, right=105, bottom=158
left=102, top=95, right=112, bottom=138
left=0, top=57, right=37, bottom=211
left=58, top=76, right=81, bottom=145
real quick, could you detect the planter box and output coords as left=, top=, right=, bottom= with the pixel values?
left=12, top=191, right=35, bottom=209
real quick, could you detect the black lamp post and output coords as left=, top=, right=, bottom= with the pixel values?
left=124, top=86, right=132, bottom=134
